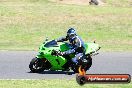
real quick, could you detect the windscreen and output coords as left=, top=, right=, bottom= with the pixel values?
left=44, top=40, right=57, bottom=47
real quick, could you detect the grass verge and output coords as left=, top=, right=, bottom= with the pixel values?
left=0, top=79, right=131, bottom=88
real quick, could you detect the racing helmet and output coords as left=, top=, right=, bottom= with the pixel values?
left=67, top=28, right=76, bottom=38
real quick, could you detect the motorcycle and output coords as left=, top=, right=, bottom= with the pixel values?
left=29, top=38, right=100, bottom=73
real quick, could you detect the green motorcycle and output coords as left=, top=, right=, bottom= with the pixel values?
left=29, top=39, right=100, bottom=73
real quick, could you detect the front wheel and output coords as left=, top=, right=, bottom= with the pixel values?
left=29, top=57, right=45, bottom=73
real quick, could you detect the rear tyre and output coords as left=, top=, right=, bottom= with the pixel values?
left=84, top=57, right=92, bottom=71
left=29, top=57, right=45, bottom=73
left=72, top=65, right=80, bottom=73
left=72, top=57, right=92, bottom=73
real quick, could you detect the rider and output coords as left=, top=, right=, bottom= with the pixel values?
left=56, top=28, right=86, bottom=65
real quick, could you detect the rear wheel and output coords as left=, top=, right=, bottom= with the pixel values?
left=72, top=57, right=92, bottom=73
left=84, top=58, right=92, bottom=71
left=72, top=65, right=80, bottom=73
left=29, top=57, right=45, bottom=73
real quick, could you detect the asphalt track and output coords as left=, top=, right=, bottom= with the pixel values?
left=0, top=51, right=132, bottom=79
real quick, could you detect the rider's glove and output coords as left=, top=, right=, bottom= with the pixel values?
left=55, top=39, right=58, bottom=42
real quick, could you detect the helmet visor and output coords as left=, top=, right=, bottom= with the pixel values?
left=67, top=33, right=75, bottom=38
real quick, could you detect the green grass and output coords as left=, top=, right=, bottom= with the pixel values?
left=106, top=0, right=132, bottom=7
left=0, top=0, right=132, bottom=51
left=0, top=79, right=131, bottom=88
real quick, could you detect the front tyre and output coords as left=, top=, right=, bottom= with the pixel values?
left=29, top=57, right=45, bottom=73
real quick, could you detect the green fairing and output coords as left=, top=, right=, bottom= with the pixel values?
left=36, top=40, right=99, bottom=70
